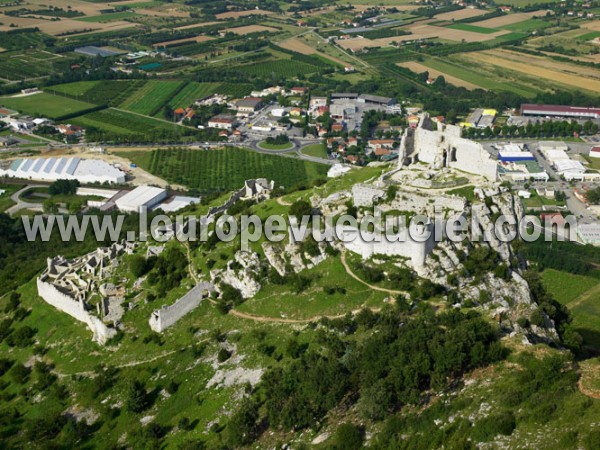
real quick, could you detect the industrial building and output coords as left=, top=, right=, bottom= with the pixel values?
left=157, top=196, right=201, bottom=213
left=577, top=223, right=600, bottom=246
left=521, top=104, right=600, bottom=120
left=115, top=186, right=168, bottom=213
left=463, top=109, right=497, bottom=129
left=498, top=160, right=549, bottom=182
left=554, top=159, right=586, bottom=180
left=331, top=93, right=358, bottom=100
left=236, top=98, right=264, bottom=114
left=357, top=94, right=396, bottom=106
left=0, top=157, right=126, bottom=184
left=498, top=151, right=535, bottom=162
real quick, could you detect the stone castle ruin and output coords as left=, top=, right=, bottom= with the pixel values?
left=37, top=241, right=135, bottom=344
left=399, top=113, right=498, bottom=181
left=149, top=282, right=214, bottom=333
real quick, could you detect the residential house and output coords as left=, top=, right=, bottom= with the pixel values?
left=208, top=116, right=236, bottom=130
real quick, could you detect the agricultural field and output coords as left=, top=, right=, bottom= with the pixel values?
left=434, top=8, right=489, bottom=21
left=397, top=61, right=483, bottom=90
left=0, top=50, right=67, bottom=81
left=462, top=49, right=600, bottom=94
left=500, top=18, right=553, bottom=33
left=119, top=80, right=185, bottom=116
left=71, top=108, right=180, bottom=135
left=0, top=14, right=137, bottom=35
left=214, top=9, right=275, bottom=20
left=0, top=92, right=96, bottom=119
left=472, top=11, right=549, bottom=28
left=167, top=82, right=221, bottom=109
left=406, top=57, right=541, bottom=97
left=126, top=147, right=329, bottom=193
left=223, top=25, right=278, bottom=35
left=77, top=12, right=140, bottom=23
left=447, top=23, right=499, bottom=34
left=46, top=80, right=146, bottom=106
left=241, top=59, right=321, bottom=78
left=278, top=36, right=350, bottom=67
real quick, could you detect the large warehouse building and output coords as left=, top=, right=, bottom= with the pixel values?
left=0, top=157, right=126, bottom=184
left=521, top=104, right=600, bottom=120
left=115, top=186, right=167, bottom=213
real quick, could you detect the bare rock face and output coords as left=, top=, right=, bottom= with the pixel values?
left=416, top=191, right=560, bottom=345
left=262, top=242, right=286, bottom=276
left=218, top=251, right=262, bottom=299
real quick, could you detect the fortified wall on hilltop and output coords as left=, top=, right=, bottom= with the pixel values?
left=149, top=282, right=214, bottom=332
left=37, top=277, right=117, bottom=344
left=399, top=114, right=498, bottom=181
left=36, top=241, right=134, bottom=344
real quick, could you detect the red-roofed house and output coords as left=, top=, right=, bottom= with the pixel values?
left=208, top=116, right=236, bottom=130
left=331, top=123, right=344, bottom=133
left=367, top=139, right=395, bottom=150
left=590, top=147, right=600, bottom=159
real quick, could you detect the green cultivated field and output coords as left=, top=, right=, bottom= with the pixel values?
left=501, top=19, right=552, bottom=33
left=47, top=80, right=144, bottom=106
left=541, top=269, right=598, bottom=305
left=72, top=108, right=178, bottom=135
left=447, top=23, right=498, bottom=34
left=119, top=80, right=184, bottom=116
left=577, top=31, right=600, bottom=41
left=0, top=50, right=67, bottom=81
left=124, top=147, right=329, bottom=193
left=217, top=82, right=253, bottom=98
left=420, top=56, right=540, bottom=97
left=0, top=92, right=96, bottom=119
left=167, top=82, right=220, bottom=109
left=242, top=59, right=319, bottom=77
left=77, top=11, right=139, bottom=22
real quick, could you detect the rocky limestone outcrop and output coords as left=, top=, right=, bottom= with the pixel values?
left=214, top=251, right=262, bottom=299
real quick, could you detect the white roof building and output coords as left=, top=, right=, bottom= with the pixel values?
left=115, top=186, right=167, bottom=213
left=553, top=159, right=587, bottom=181
left=0, top=157, right=126, bottom=184
left=577, top=223, right=600, bottom=245
left=157, top=196, right=200, bottom=213
left=539, top=141, right=568, bottom=153
left=544, top=149, right=570, bottom=162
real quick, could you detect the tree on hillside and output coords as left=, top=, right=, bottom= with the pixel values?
left=289, top=200, right=312, bottom=221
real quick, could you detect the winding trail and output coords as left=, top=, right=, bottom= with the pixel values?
left=578, top=360, right=600, bottom=400
left=276, top=196, right=292, bottom=206
left=340, top=251, right=409, bottom=296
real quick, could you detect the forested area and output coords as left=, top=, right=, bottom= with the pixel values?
left=224, top=306, right=506, bottom=446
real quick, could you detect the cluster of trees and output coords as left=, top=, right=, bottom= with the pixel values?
left=265, top=134, right=290, bottom=145
left=146, top=247, right=189, bottom=297
left=586, top=186, right=600, bottom=205
left=519, top=239, right=598, bottom=275
left=225, top=307, right=505, bottom=445
left=462, top=119, right=599, bottom=140
left=48, top=179, right=80, bottom=196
